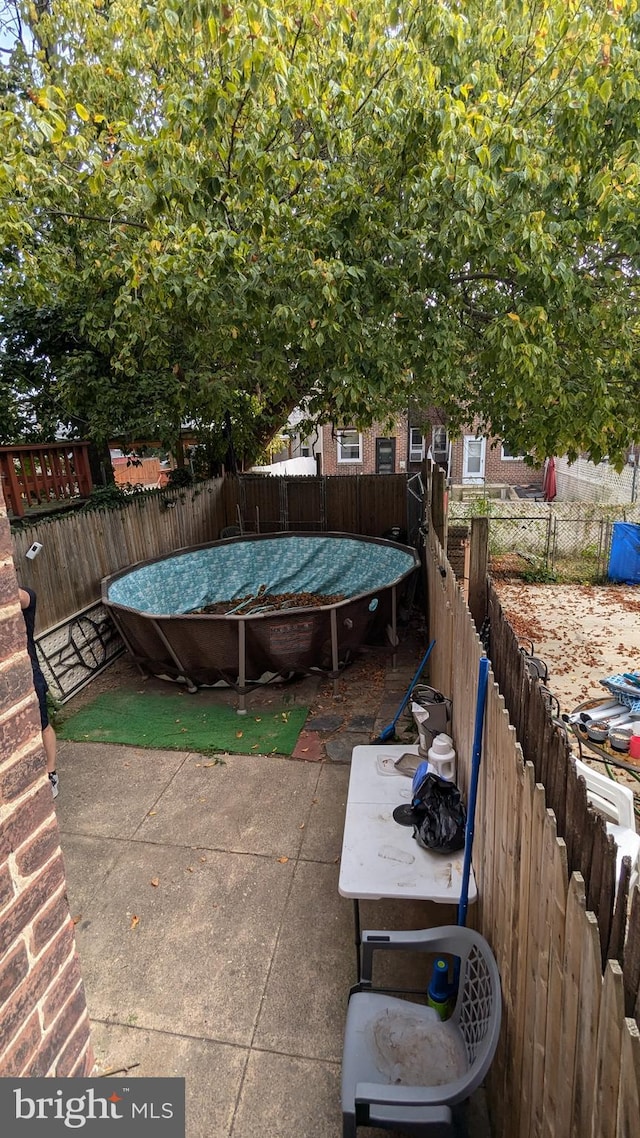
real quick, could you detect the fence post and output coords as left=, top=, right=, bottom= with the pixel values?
left=468, top=516, right=489, bottom=630
left=544, top=512, right=555, bottom=571
left=0, top=452, right=25, bottom=517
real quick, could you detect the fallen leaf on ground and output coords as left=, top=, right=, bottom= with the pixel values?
left=150, top=878, right=160, bottom=887
left=236, top=731, right=243, bottom=738
left=278, top=856, right=289, bottom=863
left=186, top=866, right=194, bottom=872
left=130, top=915, right=139, bottom=929
left=203, top=762, right=216, bottom=768
left=148, top=810, right=157, bottom=816
left=71, top=914, right=82, bottom=924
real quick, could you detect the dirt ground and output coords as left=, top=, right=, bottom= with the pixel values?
left=493, top=581, right=640, bottom=800
left=493, top=582, right=640, bottom=713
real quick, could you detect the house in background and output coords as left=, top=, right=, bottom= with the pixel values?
left=110, top=450, right=174, bottom=489
left=318, top=415, right=410, bottom=475
left=288, top=411, right=541, bottom=493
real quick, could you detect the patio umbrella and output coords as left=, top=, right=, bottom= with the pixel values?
left=543, top=457, right=557, bottom=502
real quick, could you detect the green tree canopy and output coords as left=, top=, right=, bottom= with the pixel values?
left=1, top=0, right=639, bottom=465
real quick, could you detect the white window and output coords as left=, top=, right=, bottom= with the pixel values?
left=432, top=426, right=448, bottom=457
left=500, top=443, right=526, bottom=461
left=409, top=428, right=425, bottom=462
left=337, top=430, right=362, bottom=463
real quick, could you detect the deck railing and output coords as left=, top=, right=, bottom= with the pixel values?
left=0, top=442, right=93, bottom=519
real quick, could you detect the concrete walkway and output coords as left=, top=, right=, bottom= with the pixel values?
left=54, top=646, right=490, bottom=1137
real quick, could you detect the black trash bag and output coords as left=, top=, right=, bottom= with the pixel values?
left=411, top=772, right=467, bottom=855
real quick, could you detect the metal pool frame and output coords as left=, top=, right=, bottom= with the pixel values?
left=102, top=531, right=420, bottom=712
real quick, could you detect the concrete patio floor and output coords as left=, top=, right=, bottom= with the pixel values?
left=53, top=643, right=492, bottom=1138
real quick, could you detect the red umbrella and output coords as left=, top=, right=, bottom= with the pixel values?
left=543, top=457, right=557, bottom=502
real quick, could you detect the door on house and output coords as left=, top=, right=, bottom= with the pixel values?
left=462, top=436, right=486, bottom=484
left=376, top=438, right=396, bottom=474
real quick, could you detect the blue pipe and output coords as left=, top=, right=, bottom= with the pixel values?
left=458, top=655, right=490, bottom=928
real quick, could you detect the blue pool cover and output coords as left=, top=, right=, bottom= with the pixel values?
left=107, top=534, right=418, bottom=616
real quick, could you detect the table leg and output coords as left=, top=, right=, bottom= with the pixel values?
left=353, top=899, right=361, bottom=982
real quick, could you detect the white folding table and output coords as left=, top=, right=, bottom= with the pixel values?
left=339, top=745, right=477, bottom=978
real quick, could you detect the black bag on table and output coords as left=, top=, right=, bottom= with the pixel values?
left=411, top=771, right=467, bottom=855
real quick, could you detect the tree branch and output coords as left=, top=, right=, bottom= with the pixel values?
left=289, top=17, right=304, bottom=63
left=39, top=208, right=148, bottom=229
left=450, top=271, right=517, bottom=286
left=226, top=87, right=251, bottom=177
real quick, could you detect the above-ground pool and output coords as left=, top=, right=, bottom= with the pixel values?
left=103, top=532, right=419, bottom=704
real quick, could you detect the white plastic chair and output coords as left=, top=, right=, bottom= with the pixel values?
left=575, top=759, right=640, bottom=891
left=341, top=926, right=501, bottom=1137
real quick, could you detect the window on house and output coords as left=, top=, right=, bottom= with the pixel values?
left=500, top=443, right=526, bottom=461
left=432, top=426, right=448, bottom=457
left=409, top=428, right=425, bottom=462
left=337, top=430, right=362, bottom=463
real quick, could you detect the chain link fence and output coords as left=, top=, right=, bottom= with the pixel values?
left=448, top=500, right=640, bottom=583
left=487, top=515, right=611, bottom=581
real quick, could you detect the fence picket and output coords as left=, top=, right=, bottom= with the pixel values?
left=540, top=824, right=568, bottom=1138
left=554, top=873, right=587, bottom=1138
left=571, top=909, right=602, bottom=1138
left=616, top=1019, right=640, bottom=1138
left=593, top=961, right=625, bottom=1138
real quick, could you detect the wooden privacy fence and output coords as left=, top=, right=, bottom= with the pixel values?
left=486, top=584, right=639, bottom=969
left=13, top=479, right=229, bottom=629
left=13, top=473, right=415, bottom=631
left=424, top=521, right=640, bottom=1138
left=224, top=473, right=414, bottom=538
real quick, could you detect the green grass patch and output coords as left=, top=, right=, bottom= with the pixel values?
left=59, top=691, right=308, bottom=756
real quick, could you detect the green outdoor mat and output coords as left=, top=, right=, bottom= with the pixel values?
left=58, top=691, right=309, bottom=756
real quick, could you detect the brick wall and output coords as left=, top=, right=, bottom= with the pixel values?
left=409, top=409, right=541, bottom=486
left=449, top=436, right=541, bottom=486
left=321, top=415, right=409, bottom=475
left=0, top=489, right=93, bottom=1076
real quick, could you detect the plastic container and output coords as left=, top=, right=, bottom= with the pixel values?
left=427, top=958, right=452, bottom=1020
left=427, top=733, right=457, bottom=782
left=630, top=729, right=640, bottom=761
left=609, top=727, right=632, bottom=753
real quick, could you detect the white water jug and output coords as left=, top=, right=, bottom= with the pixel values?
left=427, top=733, right=457, bottom=782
